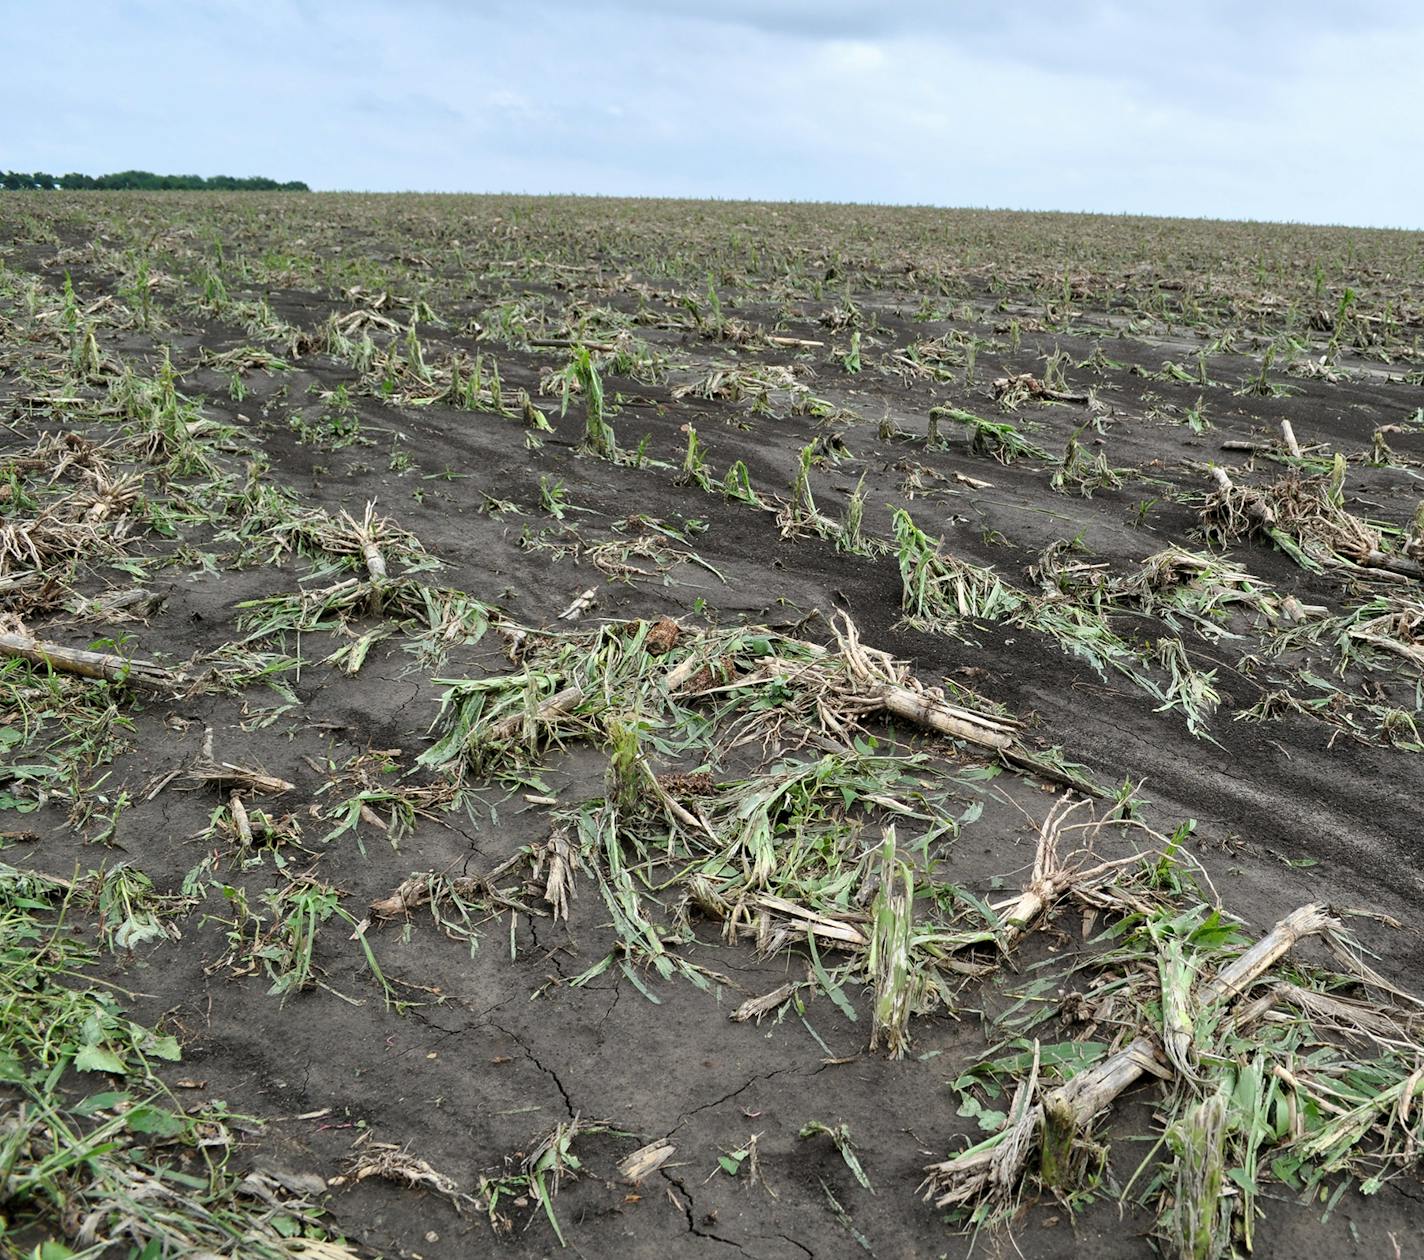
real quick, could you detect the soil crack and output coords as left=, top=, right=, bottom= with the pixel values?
left=491, top=1020, right=576, bottom=1118
left=658, top=1169, right=745, bottom=1251
left=666, top=1064, right=802, bottom=1137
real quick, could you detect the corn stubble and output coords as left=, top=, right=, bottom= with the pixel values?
left=4, top=193, right=1424, bottom=1258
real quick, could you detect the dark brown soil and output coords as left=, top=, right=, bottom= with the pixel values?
left=3, top=194, right=1423, bottom=1259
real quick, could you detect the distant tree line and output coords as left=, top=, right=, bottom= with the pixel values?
left=0, top=170, right=309, bottom=191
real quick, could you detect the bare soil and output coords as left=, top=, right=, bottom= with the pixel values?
left=3, top=194, right=1423, bottom=1259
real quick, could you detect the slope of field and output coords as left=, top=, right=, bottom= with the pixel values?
left=2, top=193, right=1423, bottom=1259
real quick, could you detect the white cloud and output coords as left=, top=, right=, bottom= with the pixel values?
left=2, top=1, right=1422, bottom=225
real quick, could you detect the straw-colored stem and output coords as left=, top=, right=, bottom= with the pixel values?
left=0, top=631, right=179, bottom=690
left=879, top=683, right=1015, bottom=750
left=229, top=791, right=253, bottom=846
left=1197, top=902, right=1335, bottom=1005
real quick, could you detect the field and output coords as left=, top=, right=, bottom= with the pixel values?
left=2, top=192, right=1423, bottom=1259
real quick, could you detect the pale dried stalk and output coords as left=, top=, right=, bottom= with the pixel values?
left=359, top=537, right=387, bottom=583
left=1164, top=1085, right=1230, bottom=1260
left=187, top=762, right=295, bottom=794
left=663, top=653, right=709, bottom=692
left=556, top=587, right=598, bottom=621
left=229, top=791, right=253, bottom=845
left=1279, top=418, right=1302, bottom=458
left=878, top=686, right=1015, bottom=750
left=618, top=1139, right=676, bottom=1183
left=990, top=1045, right=1042, bottom=1192
left=755, top=893, right=868, bottom=947
left=1159, top=937, right=1199, bottom=1081
left=369, top=874, right=447, bottom=920
left=345, top=502, right=388, bottom=583
left=1207, top=465, right=1276, bottom=530
left=0, top=631, right=180, bottom=690
left=1359, top=549, right=1424, bottom=579
left=923, top=902, right=1339, bottom=1209
left=646, top=774, right=715, bottom=837
left=1269, top=983, right=1423, bottom=1052
left=1049, top=1035, right=1170, bottom=1123
left=487, top=615, right=1019, bottom=758
left=730, top=982, right=797, bottom=1023
left=830, top=611, right=1017, bottom=751
left=339, top=1141, right=478, bottom=1216
left=987, top=796, right=1155, bottom=945
left=539, top=826, right=579, bottom=921
left=529, top=336, right=617, bottom=352
left=1197, top=902, right=1335, bottom=1005
left=0, top=571, right=40, bottom=596
left=1058, top=903, right=1337, bottom=1120
left=487, top=682, right=585, bottom=742
left=1348, top=632, right=1424, bottom=668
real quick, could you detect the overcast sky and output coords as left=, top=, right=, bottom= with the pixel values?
left=5, top=1, right=1422, bottom=228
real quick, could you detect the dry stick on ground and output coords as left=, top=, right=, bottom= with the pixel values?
left=1279, top=418, right=1302, bottom=458
left=0, top=572, right=41, bottom=597
left=361, top=852, right=541, bottom=934
left=828, top=612, right=1018, bottom=751
left=557, top=587, right=598, bottom=622
left=993, top=373, right=1089, bottom=405
left=538, top=825, right=580, bottom=920
left=346, top=502, right=387, bottom=614
left=528, top=337, right=617, bottom=352
left=922, top=902, right=1339, bottom=1208
left=1358, top=548, right=1424, bottom=579
left=0, top=631, right=182, bottom=690
left=724, top=798, right=1152, bottom=1017
left=991, top=796, right=1093, bottom=940
left=1208, top=466, right=1276, bottom=531
left=1208, top=466, right=1423, bottom=580
left=186, top=762, right=295, bottom=795
left=828, top=613, right=1104, bottom=795
left=981, top=795, right=1169, bottom=953
left=487, top=615, right=1021, bottom=756
left=487, top=681, right=588, bottom=743
left=618, top=1140, right=677, bottom=1184
left=336, top=1137, right=479, bottom=1217
left=731, top=982, right=800, bottom=1023
left=229, top=791, right=254, bottom=845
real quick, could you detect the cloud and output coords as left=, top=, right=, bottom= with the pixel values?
left=349, top=92, right=465, bottom=126
left=2, top=1, right=1422, bottom=225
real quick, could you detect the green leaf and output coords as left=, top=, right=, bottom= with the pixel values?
left=955, top=1094, right=1007, bottom=1133
left=619, top=961, right=663, bottom=1005
left=807, top=933, right=858, bottom=1023
left=127, top=1104, right=187, bottom=1137
left=144, top=1033, right=182, bottom=1061
left=74, top=1090, right=131, bottom=1115
left=74, top=1045, right=127, bottom=1075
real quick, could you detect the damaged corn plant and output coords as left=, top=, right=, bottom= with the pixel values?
left=0, top=864, right=356, bottom=1256
left=6, top=187, right=1424, bottom=1258
left=924, top=852, right=1424, bottom=1255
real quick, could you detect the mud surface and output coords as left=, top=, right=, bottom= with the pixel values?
left=3, top=194, right=1423, bottom=1258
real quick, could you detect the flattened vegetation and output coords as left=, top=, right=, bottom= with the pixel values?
left=2, top=193, right=1423, bottom=1259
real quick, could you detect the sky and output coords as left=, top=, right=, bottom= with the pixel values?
left=4, top=0, right=1423, bottom=228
